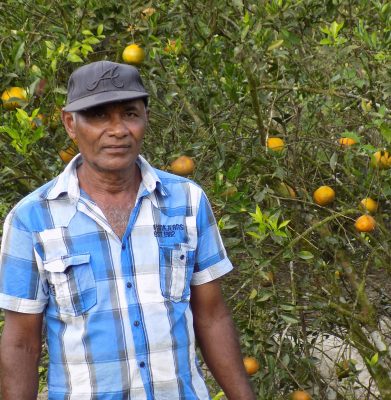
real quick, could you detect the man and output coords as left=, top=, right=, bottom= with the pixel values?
left=0, top=61, right=255, bottom=399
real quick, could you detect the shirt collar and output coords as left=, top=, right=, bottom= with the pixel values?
left=44, top=154, right=168, bottom=202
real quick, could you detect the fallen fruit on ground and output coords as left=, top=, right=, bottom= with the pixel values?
left=1, top=87, right=28, bottom=109
left=267, top=137, right=285, bottom=152
left=338, top=137, right=356, bottom=147
left=371, top=150, right=391, bottom=169
left=360, top=198, right=378, bottom=213
left=59, top=146, right=77, bottom=163
left=313, top=186, right=335, bottom=206
left=243, top=356, right=260, bottom=375
left=354, top=214, right=376, bottom=232
left=170, top=155, right=195, bottom=176
left=122, top=44, right=145, bottom=65
left=291, top=390, right=312, bottom=400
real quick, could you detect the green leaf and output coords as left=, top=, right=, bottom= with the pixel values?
left=278, top=220, right=290, bottom=229
left=320, top=38, right=331, bottom=45
left=267, top=39, right=284, bottom=51
left=82, top=37, right=98, bottom=45
left=249, top=288, right=257, bottom=300
left=97, top=24, right=104, bottom=36
left=298, top=250, right=314, bottom=260
left=241, top=25, right=250, bottom=41
left=67, top=53, right=83, bottom=63
left=211, top=391, right=225, bottom=400
left=81, top=43, right=94, bottom=53
left=281, top=314, right=299, bottom=324
left=380, top=124, right=391, bottom=143
left=82, top=29, right=93, bottom=36
left=330, top=152, right=338, bottom=172
left=14, top=41, right=25, bottom=62
left=257, top=291, right=273, bottom=302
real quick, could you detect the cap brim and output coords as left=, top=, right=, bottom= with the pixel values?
left=63, top=90, right=149, bottom=112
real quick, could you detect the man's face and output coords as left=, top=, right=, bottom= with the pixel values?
left=62, top=99, right=148, bottom=174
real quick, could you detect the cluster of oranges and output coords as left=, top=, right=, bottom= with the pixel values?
left=266, top=136, right=383, bottom=233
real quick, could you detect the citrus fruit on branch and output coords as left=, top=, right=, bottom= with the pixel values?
left=1, top=87, right=28, bottom=110
left=243, top=356, right=260, bottom=375
left=338, top=137, right=356, bottom=147
left=122, top=44, right=145, bottom=65
left=267, top=137, right=285, bottom=152
left=371, top=150, right=391, bottom=169
left=290, top=390, right=312, bottom=400
left=354, top=215, right=376, bottom=232
left=170, top=156, right=195, bottom=176
left=313, top=186, right=335, bottom=206
left=360, top=198, right=378, bottom=213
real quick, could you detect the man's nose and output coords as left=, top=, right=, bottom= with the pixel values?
left=108, top=113, right=128, bottom=137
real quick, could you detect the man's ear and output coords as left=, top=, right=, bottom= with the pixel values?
left=61, top=110, right=77, bottom=141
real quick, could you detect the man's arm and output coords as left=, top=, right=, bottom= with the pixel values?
left=190, top=280, right=256, bottom=400
left=0, top=310, right=43, bottom=400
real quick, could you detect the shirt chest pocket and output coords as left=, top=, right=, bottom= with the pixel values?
left=43, top=253, right=96, bottom=317
left=159, top=245, right=195, bottom=302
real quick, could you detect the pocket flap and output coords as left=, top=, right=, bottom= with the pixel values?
left=44, top=253, right=91, bottom=273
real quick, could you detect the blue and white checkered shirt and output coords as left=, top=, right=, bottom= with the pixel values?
left=0, top=154, right=233, bottom=399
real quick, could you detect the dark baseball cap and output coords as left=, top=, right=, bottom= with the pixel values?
left=63, top=61, right=149, bottom=112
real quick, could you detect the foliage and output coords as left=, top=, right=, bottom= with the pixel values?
left=0, top=0, right=391, bottom=398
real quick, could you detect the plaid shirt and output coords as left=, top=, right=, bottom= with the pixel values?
left=0, top=155, right=233, bottom=399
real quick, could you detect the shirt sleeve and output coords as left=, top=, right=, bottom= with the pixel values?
left=0, top=209, right=48, bottom=313
left=190, top=190, right=233, bottom=285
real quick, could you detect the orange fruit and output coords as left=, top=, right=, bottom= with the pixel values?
left=243, top=356, right=260, bottom=375
left=122, top=44, right=145, bottom=65
left=170, top=156, right=195, bottom=176
left=338, top=137, right=356, bottom=147
left=267, top=137, right=285, bottom=152
left=1, top=87, right=28, bottom=110
left=360, top=198, right=378, bottom=213
left=59, top=146, right=77, bottom=163
left=354, top=215, right=376, bottom=232
left=371, top=150, right=391, bottom=169
left=313, top=186, right=335, bottom=206
left=291, top=390, right=312, bottom=400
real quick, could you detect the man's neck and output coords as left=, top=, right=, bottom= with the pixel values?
left=76, top=161, right=142, bottom=239
left=77, top=160, right=142, bottom=198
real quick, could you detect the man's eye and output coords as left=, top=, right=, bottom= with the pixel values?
left=92, top=110, right=106, bottom=118
left=125, top=110, right=137, bottom=117
left=80, top=109, right=105, bottom=119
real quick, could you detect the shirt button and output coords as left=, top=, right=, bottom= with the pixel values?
left=180, top=254, right=185, bottom=260
left=134, top=321, right=140, bottom=327
left=127, top=282, right=132, bottom=288
left=139, top=361, right=145, bottom=368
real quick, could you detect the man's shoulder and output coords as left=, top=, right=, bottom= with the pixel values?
left=6, top=178, right=58, bottom=226
left=154, top=167, right=201, bottom=189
